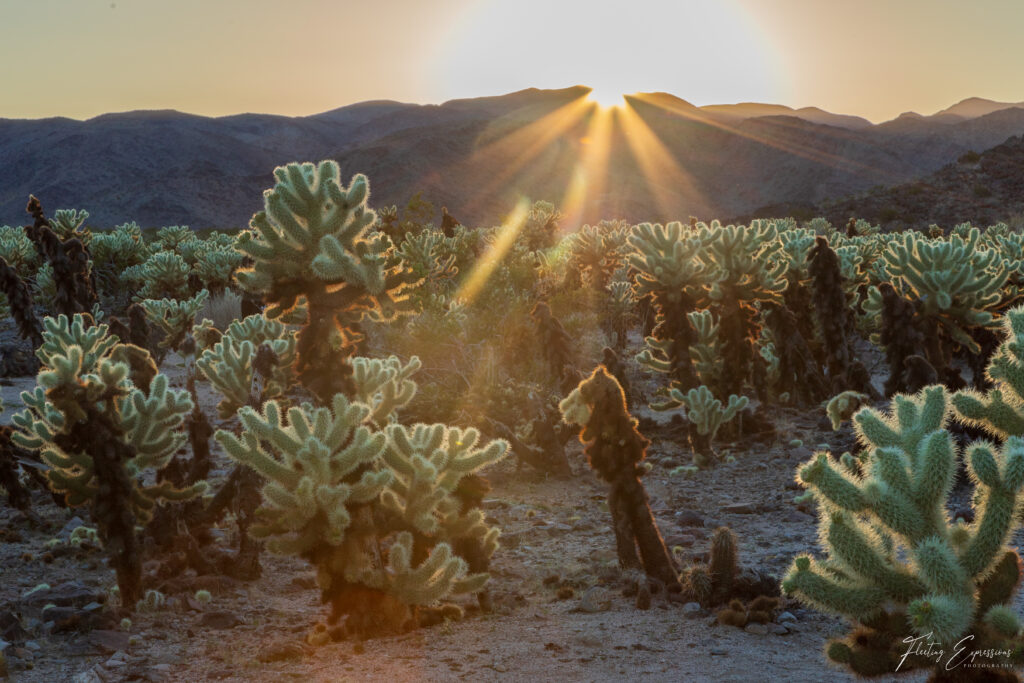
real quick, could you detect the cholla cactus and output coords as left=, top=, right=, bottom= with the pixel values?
left=628, top=221, right=705, bottom=391
left=0, top=226, right=39, bottom=278
left=141, top=290, right=210, bottom=351
left=11, top=314, right=204, bottom=606
left=567, top=221, right=628, bottom=292
left=351, top=355, right=421, bottom=426
left=90, top=224, right=151, bottom=296
left=953, top=306, right=1024, bottom=438
left=394, top=229, right=458, bottom=298
left=49, top=209, right=90, bottom=243
left=193, top=243, right=243, bottom=295
left=216, top=389, right=508, bottom=637
left=559, top=367, right=681, bottom=592
left=687, top=310, right=722, bottom=388
left=136, top=251, right=191, bottom=300
left=880, top=228, right=1010, bottom=384
left=696, top=221, right=787, bottom=398
left=658, top=385, right=748, bottom=467
left=234, top=161, right=418, bottom=400
left=783, top=384, right=1024, bottom=678
left=196, top=314, right=297, bottom=418
left=155, top=225, right=196, bottom=252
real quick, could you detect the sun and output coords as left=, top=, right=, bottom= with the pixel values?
left=587, top=87, right=624, bottom=109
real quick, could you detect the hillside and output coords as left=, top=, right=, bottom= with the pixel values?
left=2, top=88, right=1024, bottom=228
left=743, top=134, right=1024, bottom=229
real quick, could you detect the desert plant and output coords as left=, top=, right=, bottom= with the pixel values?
left=656, top=385, right=747, bottom=467
left=135, top=251, right=191, bottom=300
left=11, top=314, right=205, bottom=606
left=783, top=384, right=1024, bottom=679
left=628, top=221, right=705, bottom=392
left=233, top=161, right=418, bottom=401
left=196, top=313, right=297, bottom=418
left=216, top=386, right=508, bottom=637
left=559, top=367, right=681, bottom=592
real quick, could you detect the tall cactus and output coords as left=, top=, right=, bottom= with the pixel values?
left=234, top=161, right=419, bottom=400
left=12, top=314, right=204, bottom=607
left=784, top=377, right=1024, bottom=678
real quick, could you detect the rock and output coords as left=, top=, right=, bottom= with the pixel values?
left=0, top=638, right=8, bottom=653
left=24, top=640, right=40, bottom=651
left=104, top=652, right=129, bottom=669
left=682, top=602, right=702, bottom=618
left=200, top=611, right=243, bottom=630
left=500, top=531, right=524, bottom=549
left=287, top=575, right=317, bottom=591
left=0, top=611, right=28, bottom=642
left=675, top=510, right=705, bottom=527
left=709, top=648, right=729, bottom=656
left=24, top=581, right=100, bottom=608
left=8, top=647, right=32, bottom=661
left=59, top=516, right=87, bottom=540
left=720, top=503, right=758, bottom=515
left=544, top=522, right=573, bottom=537
left=744, top=623, right=769, bottom=635
left=768, top=624, right=790, bottom=635
left=777, top=611, right=797, bottom=624
left=89, top=630, right=130, bottom=654
left=72, top=669, right=105, bottom=683
left=789, top=446, right=814, bottom=460
left=663, top=533, right=696, bottom=548
left=782, top=511, right=812, bottom=523
left=258, top=641, right=307, bottom=663
left=578, top=633, right=603, bottom=647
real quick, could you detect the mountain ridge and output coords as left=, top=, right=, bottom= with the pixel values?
left=2, top=87, right=1024, bottom=229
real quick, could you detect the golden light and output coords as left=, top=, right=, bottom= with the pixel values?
left=455, top=197, right=531, bottom=304
left=560, top=104, right=613, bottom=228
left=461, top=95, right=593, bottom=215
left=587, top=87, right=624, bottom=109
left=618, top=98, right=707, bottom=219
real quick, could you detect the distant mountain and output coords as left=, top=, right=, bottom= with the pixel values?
left=934, top=97, right=1024, bottom=120
left=2, top=87, right=1024, bottom=229
left=741, top=135, right=1024, bottom=229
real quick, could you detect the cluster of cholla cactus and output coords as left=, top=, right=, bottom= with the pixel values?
left=11, top=314, right=205, bottom=606
left=864, top=227, right=1015, bottom=395
left=217, top=363, right=508, bottom=638
left=783, top=306, right=1024, bottom=679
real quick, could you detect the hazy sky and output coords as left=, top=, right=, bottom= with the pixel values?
left=2, top=0, right=1022, bottom=122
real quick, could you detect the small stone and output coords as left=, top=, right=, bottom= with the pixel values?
left=664, top=533, right=696, bottom=548
left=258, top=641, right=307, bottom=663
left=544, top=522, right=573, bottom=537
left=287, top=575, right=317, bottom=591
left=72, top=670, right=105, bottom=683
left=768, top=624, right=789, bottom=635
left=200, top=611, right=243, bottom=630
left=709, top=648, right=729, bottom=656
left=24, top=581, right=100, bottom=608
left=59, top=516, right=87, bottom=540
left=682, top=602, right=702, bottom=618
left=777, top=611, right=797, bottom=624
left=578, top=634, right=602, bottom=647
left=675, top=510, right=705, bottom=527
left=0, top=611, right=28, bottom=642
left=89, top=630, right=130, bottom=654
left=744, top=623, right=768, bottom=635
left=24, top=640, right=41, bottom=651
left=720, top=503, right=758, bottom=515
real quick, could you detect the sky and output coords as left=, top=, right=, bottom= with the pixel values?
left=2, top=0, right=1023, bottom=122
